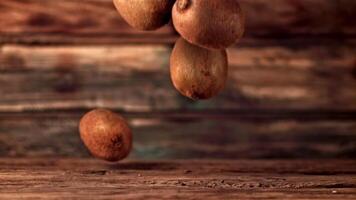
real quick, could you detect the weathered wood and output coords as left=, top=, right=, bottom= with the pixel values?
left=0, top=45, right=171, bottom=71
left=1, top=0, right=355, bottom=44
left=2, top=40, right=355, bottom=70
left=0, top=159, right=355, bottom=199
left=0, top=0, right=175, bottom=45
left=0, top=0, right=355, bottom=165
left=0, top=41, right=355, bottom=111
left=242, top=0, right=356, bottom=37
left=0, top=111, right=355, bottom=158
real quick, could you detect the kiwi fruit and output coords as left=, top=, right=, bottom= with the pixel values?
left=79, top=109, right=132, bottom=162
left=113, top=0, right=176, bottom=30
left=170, top=37, right=228, bottom=100
left=172, top=0, right=245, bottom=49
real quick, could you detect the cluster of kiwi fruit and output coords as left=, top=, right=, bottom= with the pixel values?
left=114, top=0, right=245, bottom=100
left=78, top=0, right=245, bottom=163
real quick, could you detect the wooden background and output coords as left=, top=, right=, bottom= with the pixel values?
left=0, top=0, right=355, bottom=159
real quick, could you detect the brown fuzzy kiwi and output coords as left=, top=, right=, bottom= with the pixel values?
left=79, top=109, right=132, bottom=162
left=113, top=0, right=175, bottom=31
left=172, top=0, right=245, bottom=49
left=170, top=37, right=228, bottom=100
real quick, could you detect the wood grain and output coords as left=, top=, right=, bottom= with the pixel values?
left=0, top=111, right=355, bottom=158
left=0, top=41, right=355, bottom=112
left=0, top=0, right=175, bottom=45
left=242, top=0, right=356, bottom=37
left=0, top=0, right=355, bottom=162
left=0, top=159, right=355, bottom=199
left=0, top=0, right=355, bottom=44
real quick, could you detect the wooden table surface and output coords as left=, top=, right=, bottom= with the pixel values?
left=0, top=159, right=355, bottom=199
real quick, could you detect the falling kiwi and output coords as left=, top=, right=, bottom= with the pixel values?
left=79, top=109, right=132, bottom=162
left=172, top=0, right=245, bottom=49
left=170, top=37, right=228, bottom=100
left=113, top=0, right=176, bottom=30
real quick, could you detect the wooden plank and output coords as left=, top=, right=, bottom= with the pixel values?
left=0, top=159, right=355, bottom=199
left=0, top=111, right=355, bottom=158
left=0, top=41, right=355, bottom=111
left=0, top=44, right=171, bottom=71
left=1, top=158, right=356, bottom=174
left=0, top=0, right=175, bottom=45
left=242, top=0, right=356, bottom=37
left=1, top=0, right=356, bottom=44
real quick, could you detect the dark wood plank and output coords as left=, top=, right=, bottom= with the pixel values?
left=0, top=159, right=355, bottom=199
left=1, top=0, right=356, bottom=44
left=0, top=0, right=175, bottom=45
left=0, top=111, right=355, bottom=158
left=0, top=41, right=355, bottom=111
left=242, top=0, right=356, bottom=37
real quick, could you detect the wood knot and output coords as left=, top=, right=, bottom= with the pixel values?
left=352, top=61, right=356, bottom=79
left=28, top=13, right=56, bottom=27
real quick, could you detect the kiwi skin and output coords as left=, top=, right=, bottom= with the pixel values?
left=113, top=0, right=176, bottom=31
left=170, top=37, right=228, bottom=100
left=172, top=0, right=245, bottom=49
left=79, top=109, right=132, bottom=162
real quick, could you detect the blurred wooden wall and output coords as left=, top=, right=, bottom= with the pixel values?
left=0, top=0, right=355, bottom=159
